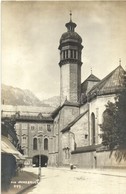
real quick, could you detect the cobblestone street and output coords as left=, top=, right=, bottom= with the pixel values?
left=24, top=167, right=126, bottom=194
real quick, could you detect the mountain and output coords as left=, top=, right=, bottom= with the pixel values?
left=41, top=96, right=60, bottom=108
left=1, top=84, right=48, bottom=107
left=1, top=84, right=60, bottom=108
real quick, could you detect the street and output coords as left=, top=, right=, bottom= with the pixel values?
left=24, top=167, right=126, bottom=194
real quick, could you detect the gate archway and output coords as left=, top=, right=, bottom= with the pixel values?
left=32, top=155, right=48, bottom=167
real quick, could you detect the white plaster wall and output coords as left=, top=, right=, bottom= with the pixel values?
left=89, top=94, right=116, bottom=145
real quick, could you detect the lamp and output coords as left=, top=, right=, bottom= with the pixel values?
left=38, top=132, right=43, bottom=181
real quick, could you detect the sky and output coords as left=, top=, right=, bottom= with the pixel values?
left=2, top=1, right=126, bottom=100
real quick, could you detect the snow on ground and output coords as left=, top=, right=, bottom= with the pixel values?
left=24, top=167, right=126, bottom=194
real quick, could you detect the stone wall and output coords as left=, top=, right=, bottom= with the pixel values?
left=71, top=149, right=126, bottom=169
left=71, top=111, right=89, bottom=148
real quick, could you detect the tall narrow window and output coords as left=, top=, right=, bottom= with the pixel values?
left=74, top=50, right=76, bottom=59
left=70, top=50, right=73, bottom=58
left=47, top=124, right=51, bottom=132
left=44, top=138, right=48, bottom=150
left=33, top=138, right=37, bottom=150
left=63, top=51, right=65, bottom=59
left=66, top=50, right=68, bottom=58
left=91, top=113, right=95, bottom=144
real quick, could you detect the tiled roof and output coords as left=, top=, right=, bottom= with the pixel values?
left=51, top=100, right=79, bottom=119
left=11, top=114, right=53, bottom=122
left=81, top=74, right=100, bottom=94
left=85, top=74, right=100, bottom=82
left=88, top=65, right=125, bottom=95
left=71, top=144, right=102, bottom=154
left=61, top=110, right=88, bottom=133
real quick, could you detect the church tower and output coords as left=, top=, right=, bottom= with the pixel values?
left=59, top=12, right=83, bottom=105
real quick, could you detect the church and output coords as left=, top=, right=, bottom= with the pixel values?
left=3, top=13, right=125, bottom=168
left=49, top=13, right=125, bottom=168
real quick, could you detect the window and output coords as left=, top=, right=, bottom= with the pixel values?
left=91, top=113, right=95, bottom=144
left=39, top=126, right=43, bottom=131
left=22, top=123, right=27, bottom=129
left=70, top=50, right=73, bottom=58
left=63, top=51, right=65, bottom=59
left=85, top=134, right=88, bottom=139
left=47, top=124, right=51, bottom=132
left=31, top=126, right=35, bottom=130
left=66, top=50, right=68, bottom=58
left=22, top=136, right=27, bottom=144
left=74, top=50, right=76, bottom=59
left=44, top=138, right=48, bottom=150
left=33, top=138, right=37, bottom=150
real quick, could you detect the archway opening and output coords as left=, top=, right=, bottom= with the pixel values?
left=32, top=155, right=48, bottom=167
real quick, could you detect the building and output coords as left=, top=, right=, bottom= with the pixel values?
left=1, top=117, right=24, bottom=190
left=2, top=14, right=126, bottom=168
left=50, top=14, right=126, bottom=168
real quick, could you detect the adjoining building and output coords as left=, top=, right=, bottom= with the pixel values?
left=1, top=117, right=24, bottom=190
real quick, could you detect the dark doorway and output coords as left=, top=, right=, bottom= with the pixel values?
left=32, top=155, right=48, bottom=167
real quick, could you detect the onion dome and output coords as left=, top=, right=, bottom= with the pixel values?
left=59, top=12, right=83, bottom=49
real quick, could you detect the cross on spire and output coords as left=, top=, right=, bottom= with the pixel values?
left=90, top=66, right=93, bottom=74
left=119, top=58, right=121, bottom=66
left=70, top=10, right=72, bottom=22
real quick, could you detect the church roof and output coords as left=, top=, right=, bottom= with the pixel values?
left=60, top=31, right=82, bottom=44
left=84, top=74, right=100, bottom=82
left=61, top=110, right=88, bottom=133
left=81, top=74, right=100, bottom=94
left=51, top=100, right=79, bottom=119
left=87, top=65, right=125, bottom=99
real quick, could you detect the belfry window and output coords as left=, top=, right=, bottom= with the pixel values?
left=66, top=50, right=68, bottom=58
left=63, top=51, right=65, bottom=59
left=33, top=138, right=37, bottom=150
left=70, top=50, right=73, bottom=58
left=74, top=50, right=76, bottom=59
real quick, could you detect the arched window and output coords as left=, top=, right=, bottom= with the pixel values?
left=91, top=113, right=95, bottom=144
left=44, top=138, right=48, bottom=150
left=33, top=138, right=37, bottom=150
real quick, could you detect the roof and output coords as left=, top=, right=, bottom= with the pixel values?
left=14, top=115, right=53, bottom=123
left=81, top=74, right=100, bottom=94
left=1, top=135, right=25, bottom=160
left=88, top=65, right=125, bottom=96
left=83, top=74, right=100, bottom=82
left=61, top=110, right=88, bottom=133
left=51, top=100, right=79, bottom=119
left=71, top=144, right=102, bottom=154
left=81, top=65, right=125, bottom=103
left=60, top=31, right=82, bottom=44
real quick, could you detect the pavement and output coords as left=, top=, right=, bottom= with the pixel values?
left=2, top=166, right=126, bottom=194
left=57, top=166, right=126, bottom=178
left=24, top=166, right=126, bottom=194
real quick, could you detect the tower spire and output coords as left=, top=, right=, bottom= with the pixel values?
left=119, top=58, right=121, bottom=66
left=90, top=66, right=93, bottom=74
left=70, top=10, right=72, bottom=22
